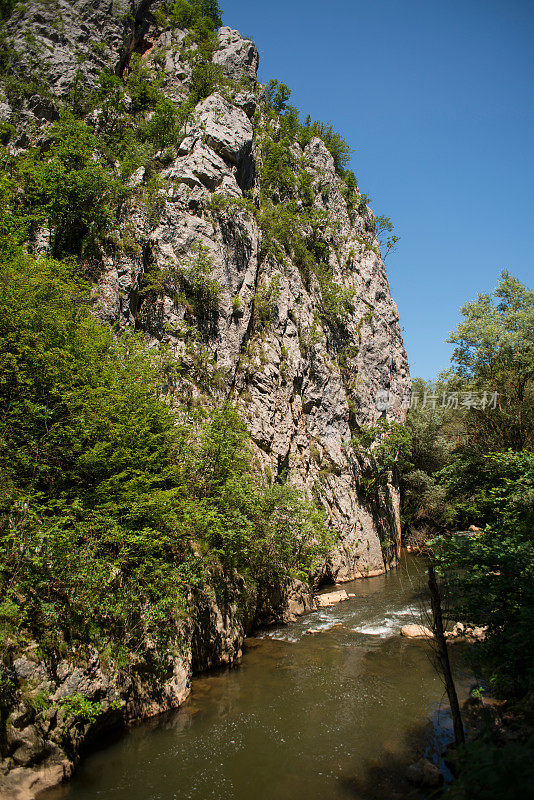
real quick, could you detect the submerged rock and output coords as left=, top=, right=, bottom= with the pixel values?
left=406, top=758, right=443, bottom=787
left=316, top=589, right=350, bottom=607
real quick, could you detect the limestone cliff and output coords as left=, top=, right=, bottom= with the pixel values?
left=0, top=2, right=410, bottom=795
left=2, top=0, right=409, bottom=579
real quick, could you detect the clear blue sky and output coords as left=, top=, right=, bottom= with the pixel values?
left=221, top=0, right=534, bottom=380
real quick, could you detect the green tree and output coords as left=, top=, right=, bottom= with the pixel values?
left=264, top=80, right=291, bottom=115
left=353, top=418, right=412, bottom=500
left=375, top=215, right=400, bottom=261
left=168, top=0, right=222, bottom=31
left=18, top=114, right=123, bottom=257
left=0, top=251, right=331, bottom=663
left=432, top=450, right=534, bottom=697
left=447, top=271, right=534, bottom=450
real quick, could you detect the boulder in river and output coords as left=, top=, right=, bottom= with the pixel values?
left=445, top=622, right=487, bottom=642
left=316, top=589, right=350, bottom=607
left=400, top=624, right=433, bottom=638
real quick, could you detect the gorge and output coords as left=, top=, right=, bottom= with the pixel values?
left=0, top=1, right=412, bottom=797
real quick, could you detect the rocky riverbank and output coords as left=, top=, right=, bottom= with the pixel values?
left=0, top=578, right=316, bottom=800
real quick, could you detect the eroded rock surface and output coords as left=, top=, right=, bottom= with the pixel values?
left=1, top=0, right=410, bottom=582
left=0, top=2, right=410, bottom=795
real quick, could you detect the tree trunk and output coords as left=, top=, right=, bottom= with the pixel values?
left=428, top=564, right=465, bottom=747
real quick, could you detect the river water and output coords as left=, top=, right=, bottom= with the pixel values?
left=52, top=555, right=470, bottom=800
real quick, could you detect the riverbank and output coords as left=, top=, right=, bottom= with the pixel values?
left=0, top=556, right=404, bottom=800
left=40, top=555, right=471, bottom=800
left=0, top=576, right=317, bottom=800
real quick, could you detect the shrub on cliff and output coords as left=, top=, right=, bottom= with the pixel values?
left=0, top=250, right=330, bottom=665
left=167, top=0, right=222, bottom=32
left=17, top=114, right=124, bottom=258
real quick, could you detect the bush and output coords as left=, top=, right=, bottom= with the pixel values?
left=299, top=116, right=353, bottom=174
left=432, top=451, right=534, bottom=697
left=17, top=114, right=123, bottom=257
left=264, top=80, right=291, bottom=115
left=352, top=419, right=412, bottom=500
left=0, top=250, right=331, bottom=664
left=149, top=243, right=224, bottom=325
left=126, top=54, right=163, bottom=115
left=138, top=97, right=181, bottom=150
left=168, top=0, right=222, bottom=31
left=445, top=737, right=534, bottom=800
left=260, top=138, right=296, bottom=201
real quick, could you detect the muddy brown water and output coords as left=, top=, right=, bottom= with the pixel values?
left=50, top=555, right=471, bottom=800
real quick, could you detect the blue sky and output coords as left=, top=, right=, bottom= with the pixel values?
left=221, top=0, right=534, bottom=380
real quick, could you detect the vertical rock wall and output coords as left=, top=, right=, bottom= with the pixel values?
left=3, top=0, right=410, bottom=582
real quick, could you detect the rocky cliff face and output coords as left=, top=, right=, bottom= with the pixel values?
left=0, top=2, right=409, bottom=795
left=3, top=0, right=409, bottom=580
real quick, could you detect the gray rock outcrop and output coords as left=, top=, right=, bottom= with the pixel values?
left=0, top=2, right=410, bottom=795
left=2, top=0, right=409, bottom=579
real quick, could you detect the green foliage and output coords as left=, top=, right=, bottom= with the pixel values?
left=17, top=114, right=123, bottom=257
left=0, top=251, right=188, bottom=658
left=435, top=448, right=534, bottom=529
left=299, top=117, right=353, bottom=174
left=0, top=250, right=331, bottom=667
left=189, top=57, right=223, bottom=103
left=253, top=482, right=334, bottom=584
left=340, top=169, right=358, bottom=212
left=142, top=243, right=223, bottom=326
left=261, top=83, right=353, bottom=177
left=398, top=377, right=457, bottom=528
left=253, top=277, right=281, bottom=331
left=167, top=0, right=222, bottom=31
left=352, top=418, right=412, bottom=500
left=126, top=53, right=164, bottom=115
left=260, top=138, right=296, bottom=202
left=446, top=271, right=534, bottom=451
left=445, top=736, right=534, bottom=800
left=206, top=192, right=256, bottom=217
left=430, top=450, right=534, bottom=697
left=168, top=1, right=223, bottom=103
left=398, top=276, right=534, bottom=800
left=375, top=215, right=400, bottom=260
left=257, top=201, right=356, bottom=333
left=264, top=80, right=291, bottom=114
left=58, top=694, right=104, bottom=725
left=400, top=275, right=533, bottom=530
left=314, top=261, right=356, bottom=332
left=23, top=689, right=49, bottom=714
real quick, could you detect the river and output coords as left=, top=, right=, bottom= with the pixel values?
left=49, top=554, right=470, bottom=800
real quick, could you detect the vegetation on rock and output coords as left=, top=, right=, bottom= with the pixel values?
left=0, top=0, right=407, bottom=791
left=0, top=248, right=332, bottom=669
